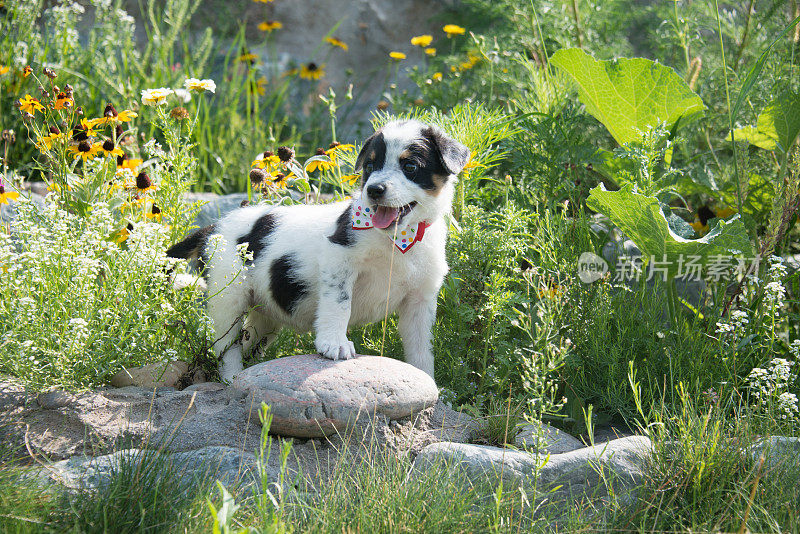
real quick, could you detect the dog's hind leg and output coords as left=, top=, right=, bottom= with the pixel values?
left=241, top=309, right=278, bottom=359
left=208, top=283, right=250, bottom=382
left=397, top=291, right=437, bottom=378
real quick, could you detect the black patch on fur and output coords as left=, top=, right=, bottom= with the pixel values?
left=355, top=132, right=386, bottom=186
left=401, top=132, right=451, bottom=190
left=236, top=213, right=276, bottom=265
left=327, top=202, right=356, bottom=246
left=335, top=278, right=350, bottom=303
left=270, top=254, right=308, bottom=315
left=167, top=225, right=215, bottom=259
left=422, top=126, right=470, bottom=176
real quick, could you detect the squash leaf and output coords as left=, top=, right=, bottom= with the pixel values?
left=550, top=48, right=706, bottom=146
left=587, top=185, right=753, bottom=279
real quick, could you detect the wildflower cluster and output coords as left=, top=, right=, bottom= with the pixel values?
left=0, top=198, right=210, bottom=390
left=248, top=141, right=357, bottom=203
left=747, top=357, right=800, bottom=422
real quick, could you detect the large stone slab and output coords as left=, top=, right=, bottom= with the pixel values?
left=515, top=422, right=584, bottom=454
left=414, top=436, right=652, bottom=507
left=110, top=360, right=189, bottom=389
left=232, top=354, right=439, bottom=438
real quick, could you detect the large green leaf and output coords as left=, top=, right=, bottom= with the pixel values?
left=587, top=185, right=753, bottom=279
left=550, top=49, right=706, bottom=146
left=732, top=92, right=800, bottom=152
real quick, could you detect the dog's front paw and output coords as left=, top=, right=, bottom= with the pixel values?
left=315, top=334, right=356, bottom=361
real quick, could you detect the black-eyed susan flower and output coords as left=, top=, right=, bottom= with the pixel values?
left=68, top=140, right=100, bottom=162
left=252, top=150, right=280, bottom=170
left=53, top=92, right=73, bottom=110
left=411, top=35, right=433, bottom=47
left=72, top=118, right=99, bottom=141
left=340, top=173, right=360, bottom=187
left=250, top=167, right=267, bottom=185
left=36, top=129, right=66, bottom=150
left=276, top=146, right=295, bottom=163
left=272, top=172, right=288, bottom=189
left=443, top=24, right=466, bottom=36
left=184, top=78, right=216, bottom=93
left=306, top=147, right=336, bottom=173
left=23, top=66, right=32, bottom=78
left=237, top=52, right=259, bottom=64
left=258, top=20, right=283, bottom=32
left=425, top=47, right=436, bottom=56
left=117, top=155, right=143, bottom=172
left=135, top=171, right=153, bottom=191
left=299, top=62, right=325, bottom=80
left=252, top=76, right=268, bottom=96
left=112, top=225, right=131, bottom=244
left=389, top=51, right=406, bottom=60
left=97, top=139, right=124, bottom=158
left=17, top=94, right=45, bottom=114
left=0, top=65, right=10, bottom=75
left=0, top=183, right=19, bottom=205
left=324, top=36, right=348, bottom=50
left=326, top=142, right=354, bottom=162
left=141, top=87, right=174, bottom=105
left=145, top=204, right=162, bottom=221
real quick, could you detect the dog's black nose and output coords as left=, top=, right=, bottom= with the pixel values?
left=366, top=183, right=387, bottom=200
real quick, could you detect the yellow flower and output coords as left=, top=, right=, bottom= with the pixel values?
left=17, top=94, right=45, bottom=114
left=0, top=185, right=19, bottom=205
left=459, top=52, right=481, bottom=71
left=432, top=72, right=443, bottom=82
left=237, top=52, right=259, bottom=63
left=53, top=92, right=74, bottom=110
left=258, top=20, right=283, bottom=32
left=389, top=51, right=406, bottom=60
left=715, top=206, right=737, bottom=219
left=252, top=76, right=268, bottom=96
left=340, top=173, right=360, bottom=187
left=68, top=140, right=100, bottom=162
left=306, top=148, right=336, bottom=173
left=77, top=118, right=101, bottom=138
left=326, top=142, right=354, bottom=162
left=410, top=35, right=433, bottom=47
left=252, top=0, right=273, bottom=2
left=689, top=220, right=710, bottom=236
left=118, top=157, right=143, bottom=172
left=424, top=47, right=436, bottom=56
left=36, top=131, right=67, bottom=151
left=324, top=36, right=348, bottom=51
left=97, top=139, right=124, bottom=158
left=0, top=65, right=9, bottom=75
left=443, top=24, right=466, bottom=36
left=299, top=62, right=325, bottom=80
left=94, top=109, right=138, bottom=126
left=112, top=226, right=130, bottom=244
left=272, top=172, right=288, bottom=189
left=23, top=66, right=32, bottom=78
left=252, top=151, right=281, bottom=170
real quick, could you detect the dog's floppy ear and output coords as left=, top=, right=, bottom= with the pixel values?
left=425, top=127, right=471, bottom=176
left=355, top=130, right=380, bottom=171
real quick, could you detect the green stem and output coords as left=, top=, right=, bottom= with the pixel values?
left=713, top=0, right=742, bottom=215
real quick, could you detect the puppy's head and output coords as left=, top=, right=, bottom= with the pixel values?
left=355, top=120, right=469, bottom=229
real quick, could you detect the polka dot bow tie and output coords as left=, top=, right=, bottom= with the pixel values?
left=351, top=196, right=430, bottom=253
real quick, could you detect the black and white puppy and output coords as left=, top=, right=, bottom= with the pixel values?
left=167, top=120, right=470, bottom=381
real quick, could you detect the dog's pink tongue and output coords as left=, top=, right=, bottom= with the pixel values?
left=372, top=206, right=399, bottom=229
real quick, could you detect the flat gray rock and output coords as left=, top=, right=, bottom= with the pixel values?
left=40, top=446, right=263, bottom=492
left=515, top=422, right=584, bottom=454
left=110, top=360, right=189, bottom=389
left=414, top=436, right=651, bottom=507
left=748, top=436, right=800, bottom=469
left=232, top=354, right=439, bottom=438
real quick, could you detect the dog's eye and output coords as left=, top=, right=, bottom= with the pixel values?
left=403, top=162, right=418, bottom=175
left=364, top=162, right=374, bottom=174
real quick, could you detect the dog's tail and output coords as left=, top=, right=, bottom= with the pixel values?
left=166, top=224, right=215, bottom=261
